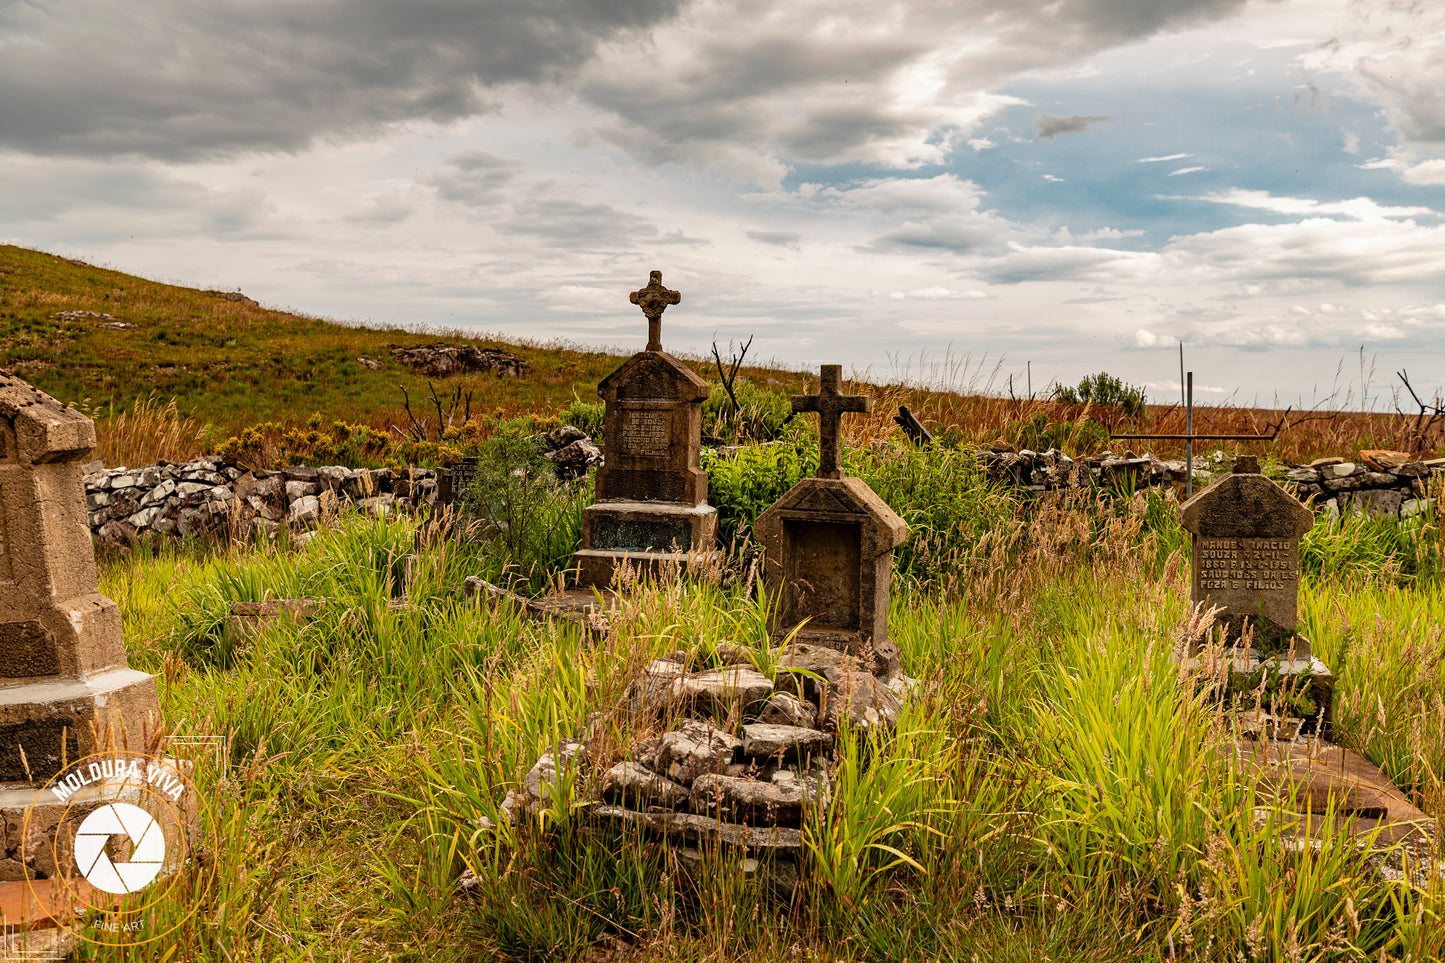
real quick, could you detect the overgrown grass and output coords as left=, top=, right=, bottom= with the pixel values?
left=82, top=471, right=1444, bottom=961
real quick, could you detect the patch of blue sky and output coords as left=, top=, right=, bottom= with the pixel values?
left=965, top=85, right=1424, bottom=236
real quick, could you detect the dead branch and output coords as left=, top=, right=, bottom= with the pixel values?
left=710, top=335, right=753, bottom=414
left=1395, top=369, right=1445, bottom=453
left=397, top=384, right=428, bottom=441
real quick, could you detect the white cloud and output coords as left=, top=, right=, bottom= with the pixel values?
left=1302, top=2, right=1445, bottom=148
left=1172, top=189, right=1436, bottom=220
left=1168, top=166, right=1208, bottom=176
left=1162, top=217, right=1445, bottom=286
left=1138, top=152, right=1193, bottom=163
left=888, top=286, right=988, bottom=300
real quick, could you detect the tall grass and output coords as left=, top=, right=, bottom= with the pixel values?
left=81, top=392, right=210, bottom=468
left=81, top=433, right=1444, bottom=960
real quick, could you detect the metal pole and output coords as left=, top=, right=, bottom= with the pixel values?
left=1179, top=342, right=1186, bottom=409
left=1185, top=371, right=1194, bottom=498
left=1027, top=361, right=1032, bottom=399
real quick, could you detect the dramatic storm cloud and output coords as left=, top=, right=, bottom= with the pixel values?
left=4, top=0, right=1445, bottom=403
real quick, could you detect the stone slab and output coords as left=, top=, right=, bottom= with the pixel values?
left=581, top=500, right=716, bottom=554
left=0, top=668, right=158, bottom=784
left=592, top=805, right=804, bottom=856
left=741, top=724, right=834, bottom=761
left=1242, top=738, right=1434, bottom=848
left=571, top=547, right=720, bottom=589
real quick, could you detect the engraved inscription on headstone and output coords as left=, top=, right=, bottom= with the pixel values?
left=1180, top=455, right=1315, bottom=651
left=620, top=407, right=670, bottom=457
left=1196, top=538, right=1299, bottom=592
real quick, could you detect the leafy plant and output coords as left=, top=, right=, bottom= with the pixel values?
left=702, top=379, right=796, bottom=444
left=457, top=431, right=590, bottom=594
left=1053, top=371, right=1148, bottom=423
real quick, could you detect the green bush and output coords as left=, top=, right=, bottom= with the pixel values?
left=702, top=428, right=815, bottom=546
left=562, top=396, right=604, bottom=438
left=1014, top=410, right=1110, bottom=455
left=457, top=432, right=590, bottom=595
left=702, top=379, right=795, bottom=443
left=1053, top=371, right=1148, bottom=422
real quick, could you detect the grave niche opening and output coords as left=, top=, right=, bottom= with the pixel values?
left=779, top=519, right=862, bottom=632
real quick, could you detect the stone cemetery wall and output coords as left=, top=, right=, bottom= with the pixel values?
left=81, top=457, right=439, bottom=544
left=978, top=445, right=1444, bottom=518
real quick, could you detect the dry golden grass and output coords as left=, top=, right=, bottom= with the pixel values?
left=80, top=393, right=210, bottom=468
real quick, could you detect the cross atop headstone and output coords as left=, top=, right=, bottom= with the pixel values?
left=793, top=365, right=870, bottom=480
left=629, top=270, right=681, bottom=353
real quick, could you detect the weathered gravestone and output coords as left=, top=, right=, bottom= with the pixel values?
left=1180, top=454, right=1314, bottom=653
left=1180, top=454, right=1333, bottom=726
left=0, top=374, right=163, bottom=879
left=571, top=271, right=718, bottom=588
left=755, top=366, right=907, bottom=665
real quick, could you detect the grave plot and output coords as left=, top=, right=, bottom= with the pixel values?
left=486, top=365, right=917, bottom=885
left=1180, top=454, right=1437, bottom=870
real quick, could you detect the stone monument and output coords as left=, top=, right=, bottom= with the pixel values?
left=1180, top=453, right=1333, bottom=729
left=1179, top=455, right=1315, bottom=653
left=571, top=271, right=718, bottom=588
left=0, top=374, right=163, bottom=878
left=755, top=366, right=907, bottom=664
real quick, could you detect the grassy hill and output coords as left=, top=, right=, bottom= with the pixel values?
left=0, top=243, right=647, bottom=437
left=4, top=244, right=1441, bottom=470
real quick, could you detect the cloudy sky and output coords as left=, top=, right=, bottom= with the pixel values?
left=5, top=0, right=1445, bottom=408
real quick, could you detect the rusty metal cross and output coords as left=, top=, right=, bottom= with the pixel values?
left=793, top=364, right=870, bottom=479
left=629, top=270, right=681, bottom=352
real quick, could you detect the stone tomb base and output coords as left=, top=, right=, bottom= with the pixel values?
left=1187, top=642, right=1335, bottom=733
left=573, top=500, right=718, bottom=588
left=0, top=669, right=159, bottom=787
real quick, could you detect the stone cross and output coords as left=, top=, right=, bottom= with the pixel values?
left=793, top=365, right=870, bottom=480
left=629, top=270, right=681, bottom=353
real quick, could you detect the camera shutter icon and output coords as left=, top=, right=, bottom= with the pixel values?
left=73, top=803, right=166, bottom=895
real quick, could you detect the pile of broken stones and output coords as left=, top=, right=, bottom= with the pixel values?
left=492, top=639, right=915, bottom=892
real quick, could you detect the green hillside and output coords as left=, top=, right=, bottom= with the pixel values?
left=0, top=244, right=644, bottom=435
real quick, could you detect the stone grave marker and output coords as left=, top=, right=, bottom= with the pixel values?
left=571, top=271, right=718, bottom=587
left=1180, top=454, right=1315, bottom=653
left=755, top=365, right=907, bottom=664
left=1180, top=453, right=1334, bottom=729
left=0, top=373, right=165, bottom=880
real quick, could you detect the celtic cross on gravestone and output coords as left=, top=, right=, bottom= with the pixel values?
left=629, top=270, right=681, bottom=353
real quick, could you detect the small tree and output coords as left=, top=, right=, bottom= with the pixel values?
left=1053, top=372, right=1148, bottom=422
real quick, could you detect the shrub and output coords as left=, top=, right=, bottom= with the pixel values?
left=702, top=379, right=795, bottom=444
left=1053, top=371, right=1148, bottom=422
left=1013, top=410, right=1110, bottom=455
left=216, top=414, right=487, bottom=470
left=457, top=432, right=590, bottom=595
left=562, top=396, right=604, bottom=438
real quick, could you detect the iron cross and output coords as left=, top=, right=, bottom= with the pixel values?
left=793, top=364, right=870, bottom=479
left=629, top=270, right=681, bottom=352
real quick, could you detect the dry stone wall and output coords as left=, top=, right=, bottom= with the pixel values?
left=81, top=457, right=438, bottom=544
left=978, top=446, right=1444, bottom=518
